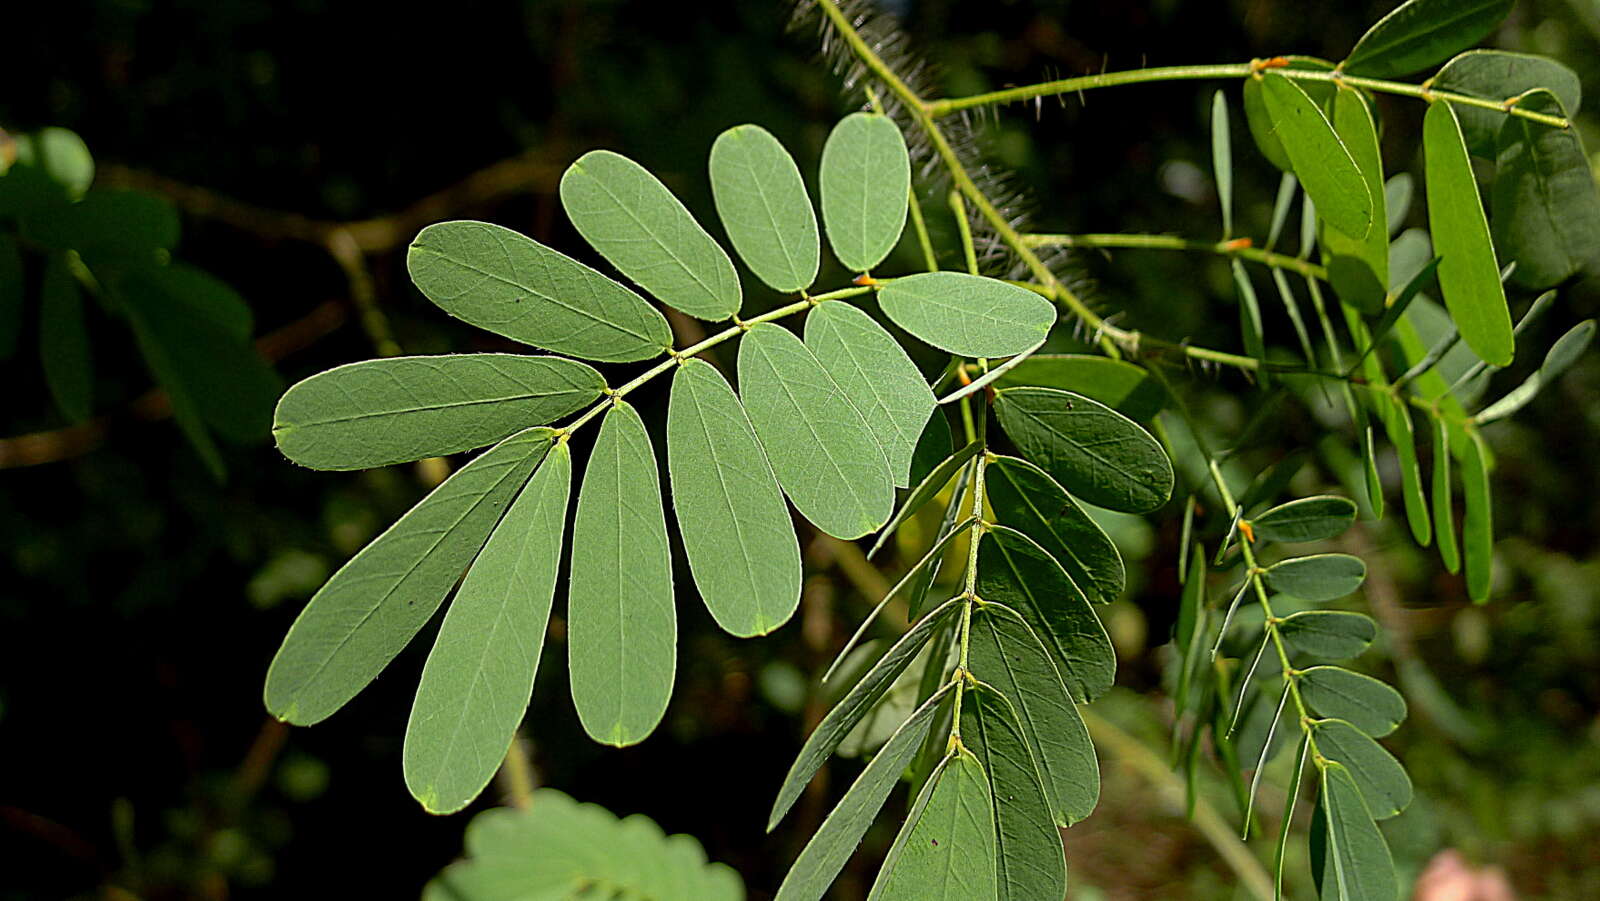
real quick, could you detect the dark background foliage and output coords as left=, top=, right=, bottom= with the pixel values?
left=3, top=1, right=1597, bottom=898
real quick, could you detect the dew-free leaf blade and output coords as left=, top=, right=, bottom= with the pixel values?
left=1311, top=719, right=1412, bottom=819
left=991, top=354, right=1167, bottom=422
left=1376, top=393, right=1432, bottom=546
left=0, top=236, right=22, bottom=360
left=985, top=454, right=1124, bottom=604
left=977, top=526, right=1115, bottom=702
left=1475, top=320, right=1595, bottom=423
left=1263, top=554, right=1367, bottom=601
left=273, top=354, right=605, bottom=471
left=1424, top=101, right=1515, bottom=366
left=867, top=748, right=998, bottom=901
left=878, top=272, right=1055, bottom=359
left=739, top=322, right=893, bottom=539
left=407, top=220, right=672, bottom=363
left=560, top=149, right=741, bottom=321
left=769, top=598, right=962, bottom=831
left=1299, top=666, right=1407, bottom=737
left=39, top=252, right=92, bottom=422
left=1311, top=762, right=1399, bottom=901
left=668, top=358, right=801, bottom=637
left=1431, top=418, right=1462, bottom=573
left=708, top=124, right=820, bottom=293
left=1491, top=91, right=1600, bottom=289
left=968, top=603, right=1099, bottom=826
left=1279, top=611, right=1378, bottom=661
left=806, top=301, right=936, bottom=487
left=1460, top=430, right=1494, bottom=602
left=821, top=113, right=912, bottom=273
left=994, top=386, right=1173, bottom=513
left=775, top=685, right=952, bottom=901
left=1343, top=0, right=1513, bottom=78
left=1259, top=73, right=1373, bottom=240
left=264, top=428, right=553, bottom=724
left=1249, top=496, right=1358, bottom=544
left=1213, top=90, right=1234, bottom=238
left=1435, top=50, right=1582, bottom=157
left=1325, top=86, right=1389, bottom=315
left=569, top=402, right=676, bottom=746
left=403, top=443, right=572, bottom=814
left=871, top=440, right=982, bottom=558
left=960, top=683, right=1066, bottom=901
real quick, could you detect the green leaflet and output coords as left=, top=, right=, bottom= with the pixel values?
left=977, top=527, right=1115, bottom=703
left=427, top=790, right=744, bottom=901
left=1278, top=611, right=1378, bottom=661
left=1431, top=417, right=1462, bottom=574
left=1491, top=91, right=1600, bottom=290
left=1311, top=719, right=1413, bottom=819
left=871, top=440, right=982, bottom=558
left=0, top=235, right=21, bottom=359
left=12, top=127, right=94, bottom=198
left=820, top=112, right=911, bottom=273
left=1478, top=320, right=1595, bottom=424
left=992, top=354, right=1167, bottom=422
left=407, top=220, right=672, bottom=363
left=21, top=189, right=180, bottom=264
left=569, top=401, right=676, bottom=746
left=1263, top=553, right=1366, bottom=601
left=1386, top=173, right=1414, bottom=236
left=403, top=443, right=572, bottom=814
left=1424, top=101, right=1515, bottom=367
left=1310, top=762, right=1399, bottom=901
left=273, top=354, right=605, bottom=471
left=738, top=322, right=893, bottom=540
left=968, top=603, right=1099, bottom=826
left=1242, top=58, right=1338, bottom=172
left=868, top=748, right=998, bottom=901
left=1173, top=542, right=1208, bottom=717
left=708, top=124, right=820, bottom=293
left=1248, top=495, right=1358, bottom=544
left=985, top=454, right=1124, bottom=605
left=1376, top=393, right=1432, bottom=546
left=1343, top=0, right=1513, bottom=78
left=560, top=149, right=741, bottom=321
left=805, top=301, right=936, bottom=487
left=39, top=253, right=92, bottom=422
left=1235, top=261, right=1267, bottom=378
left=877, top=271, right=1055, bottom=358
left=1275, top=733, right=1312, bottom=900
left=1460, top=430, right=1494, bottom=602
left=1435, top=50, right=1582, bottom=157
left=1299, top=666, right=1407, bottom=737
left=909, top=412, right=955, bottom=488
left=1324, top=86, right=1389, bottom=315
left=1259, top=73, right=1373, bottom=240
left=960, top=683, right=1066, bottom=901
left=776, top=685, right=952, bottom=901
left=264, top=428, right=553, bottom=725
left=1213, top=90, right=1234, bottom=237
left=993, top=386, right=1173, bottom=514
left=770, top=599, right=962, bottom=830
left=667, top=359, right=801, bottom=637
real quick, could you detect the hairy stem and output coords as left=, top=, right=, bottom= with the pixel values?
left=1023, top=233, right=1328, bottom=282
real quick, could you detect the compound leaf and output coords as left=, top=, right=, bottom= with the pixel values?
left=1424, top=101, right=1514, bottom=367
left=569, top=402, right=676, bottom=746
left=806, top=301, right=936, bottom=487
left=1259, top=73, right=1373, bottom=240
left=560, top=149, right=741, bottom=321
left=408, top=220, right=671, bottom=363
left=878, top=272, right=1054, bottom=358
left=820, top=112, right=911, bottom=273
left=273, top=354, right=604, bottom=471
left=739, top=322, right=893, bottom=539
left=977, top=526, right=1115, bottom=702
left=1343, top=0, right=1513, bottom=78
left=264, top=428, right=553, bottom=725
left=994, top=386, right=1173, bottom=513
left=1299, top=666, right=1407, bottom=737
left=404, top=443, right=572, bottom=814
left=985, top=454, right=1124, bottom=605
left=668, top=358, right=801, bottom=637
left=709, top=124, right=819, bottom=293
left=1263, top=554, right=1367, bottom=601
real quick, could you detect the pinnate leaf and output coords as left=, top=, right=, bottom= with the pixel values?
left=985, top=454, right=1124, bottom=604
left=273, top=354, right=604, bottom=471
left=407, top=220, right=672, bottom=363
left=264, top=428, right=553, bottom=725
left=668, top=358, right=801, bottom=637
left=569, top=402, right=676, bottom=746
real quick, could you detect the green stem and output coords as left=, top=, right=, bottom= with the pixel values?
left=928, top=62, right=1571, bottom=129
left=949, top=189, right=980, bottom=276
left=907, top=185, right=939, bottom=273
left=1023, top=233, right=1328, bottom=282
